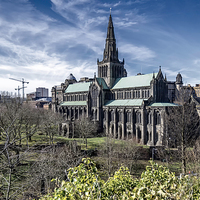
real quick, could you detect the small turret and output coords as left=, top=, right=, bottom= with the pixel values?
left=67, top=73, right=77, bottom=81
left=164, top=74, right=167, bottom=81
left=175, top=73, right=183, bottom=91
left=176, top=73, right=183, bottom=84
left=65, top=73, right=77, bottom=84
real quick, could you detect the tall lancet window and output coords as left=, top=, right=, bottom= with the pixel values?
left=91, top=85, right=98, bottom=107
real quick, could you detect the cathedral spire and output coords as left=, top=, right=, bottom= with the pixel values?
left=97, top=14, right=126, bottom=88
left=102, top=13, right=118, bottom=62
left=107, top=14, right=115, bottom=41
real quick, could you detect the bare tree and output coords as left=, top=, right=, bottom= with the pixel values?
left=25, top=143, right=83, bottom=199
left=74, top=117, right=98, bottom=149
left=39, top=110, right=63, bottom=145
left=166, top=88, right=200, bottom=174
left=97, top=135, right=142, bottom=178
left=22, top=103, right=41, bottom=144
left=0, top=100, right=41, bottom=199
left=0, top=119, right=38, bottom=199
left=0, top=99, right=24, bottom=146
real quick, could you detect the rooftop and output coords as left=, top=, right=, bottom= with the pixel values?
left=96, top=78, right=109, bottom=89
left=112, top=73, right=157, bottom=90
left=104, top=99, right=146, bottom=107
left=65, top=82, right=91, bottom=93
left=60, top=101, right=87, bottom=106
left=150, top=102, right=178, bottom=107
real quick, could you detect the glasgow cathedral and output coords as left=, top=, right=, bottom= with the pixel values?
left=51, top=14, right=184, bottom=146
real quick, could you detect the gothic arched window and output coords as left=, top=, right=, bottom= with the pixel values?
left=118, top=112, right=122, bottom=122
left=111, top=110, right=115, bottom=121
left=136, top=112, right=141, bottom=124
left=147, top=112, right=152, bottom=124
left=91, top=85, right=98, bottom=107
left=127, top=112, right=131, bottom=122
left=155, top=111, right=161, bottom=125
left=104, top=110, right=107, bottom=121
left=92, top=109, right=97, bottom=120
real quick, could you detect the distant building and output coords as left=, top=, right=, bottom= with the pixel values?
left=52, top=14, right=185, bottom=146
left=27, top=87, right=49, bottom=101
left=0, top=94, right=12, bottom=103
left=36, top=87, right=48, bottom=99
left=26, top=92, right=36, bottom=101
left=26, top=87, right=50, bottom=109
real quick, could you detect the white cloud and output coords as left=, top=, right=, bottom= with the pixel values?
left=113, top=1, right=121, bottom=7
left=120, top=44, right=156, bottom=61
left=0, top=0, right=199, bottom=96
left=100, top=1, right=121, bottom=8
left=115, top=21, right=138, bottom=27
left=193, top=59, right=200, bottom=65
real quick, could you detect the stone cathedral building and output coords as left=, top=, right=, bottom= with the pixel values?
left=52, top=14, right=182, bottom=146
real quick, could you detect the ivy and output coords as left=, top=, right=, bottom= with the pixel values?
left=40, top=159, right=200, bottom=200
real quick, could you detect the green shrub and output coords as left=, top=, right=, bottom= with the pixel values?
left=40, top=159, right=200, bottom=200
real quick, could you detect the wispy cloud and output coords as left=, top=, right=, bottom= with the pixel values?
left=0, top=0, right=199, bottom=94
left=120, top=44, right=156, bottom=61
left=126, top=0, right=149, bottom=5
left=100, top=1, right=121, bottom=8
left=0, top=0, right=102, bottom=92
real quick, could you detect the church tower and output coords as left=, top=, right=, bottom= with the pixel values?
left=97, top=14, right=127, bottom=88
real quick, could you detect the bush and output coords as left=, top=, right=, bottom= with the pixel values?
left=40, top=159, right=200, bottom=200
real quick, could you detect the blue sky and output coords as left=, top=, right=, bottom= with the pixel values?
left=0, top=0, right=200, bottom=96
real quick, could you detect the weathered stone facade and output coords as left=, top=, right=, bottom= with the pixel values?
left=52, top=14, right=182, bottom=146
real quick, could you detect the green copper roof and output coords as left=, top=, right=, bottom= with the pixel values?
left=65, top=82, right=91, bottom=93
left=96, top=78, right=109, bottom=89
left=150, top=103, right=178, bottom=107
left=112, top=73, right=157, bottom=90
left=105, top=99, right=146, bottom=107
left=60, top=101, right=87, bottom=106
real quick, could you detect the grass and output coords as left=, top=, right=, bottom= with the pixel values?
left=0, top=131, right=185, bottom=177
left=1, top=131, right=189, bottom=200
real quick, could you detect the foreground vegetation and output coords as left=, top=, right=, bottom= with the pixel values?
left=41, top=158, right=200, bottom=200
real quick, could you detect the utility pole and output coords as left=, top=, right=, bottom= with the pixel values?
left=9, top=78, right=29, bottom=102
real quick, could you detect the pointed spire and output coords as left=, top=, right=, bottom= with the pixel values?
left=99, top=14, right=118, bottom=63
left=165, top=74, right=167, bottom=81
left=97, top=13, right=125, bottom=88
left=107, top=14, right=115, bottom=40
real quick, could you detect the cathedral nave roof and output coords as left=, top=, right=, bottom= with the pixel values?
left=112, top=73, right=158, bottom=90
left=65, top=81, right=91, bottom=93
